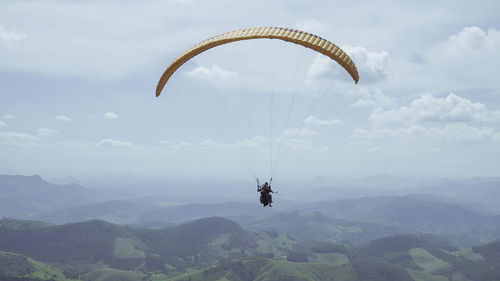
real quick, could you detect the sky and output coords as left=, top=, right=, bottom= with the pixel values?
left=1, top=0, right=499, bottom=183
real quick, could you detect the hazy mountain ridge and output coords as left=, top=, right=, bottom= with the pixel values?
left=33, top=200, right=157, bottom=225
left=297, top=195, right=500, bottom=245
left=0, top=175, right=102, bottom=218
left=31, top=196, right=498, bottom=246
left=416, top=177, right=500, bottom=213
left=239, top=210, right=413, bottom=245
left=3, top=174, right=500, bottom=218
left=31, top=201, right=276, bottom=227
left=0, top=218, right=53, bottom=230
left=2, top=174, right=499, bottom=247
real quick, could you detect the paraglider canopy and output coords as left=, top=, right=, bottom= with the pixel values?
left=156, top=27, right=359, bottom=97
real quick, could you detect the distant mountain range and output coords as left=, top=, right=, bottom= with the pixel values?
left=2, top=174, right=500, bottom=247
left=240, top=210, right=413, bottom=245
left=0, top=174, right=102, bottom=218
left=296, top=195, right=500, bottom=245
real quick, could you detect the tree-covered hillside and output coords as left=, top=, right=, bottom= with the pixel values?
left=1, top=217, right=500, bottom=281
left=0, top=250, right=73, bottom=281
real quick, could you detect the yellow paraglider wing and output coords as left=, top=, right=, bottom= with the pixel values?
left=156, top=27, right=359, bottom=97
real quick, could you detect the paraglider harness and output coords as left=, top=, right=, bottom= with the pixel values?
left=257, top=178, right=275, bottom=207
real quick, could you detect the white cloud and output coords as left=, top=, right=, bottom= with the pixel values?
left=160, top=140, right=193, bottom=149
left=342, top=45, right=389, bottom=84
left=161, top=138, right=264, bottom=151
left=305, top=45, right=389, bottom=84
left=306, top=55, right=339, bottom=80
left=253, top=136, right=268, bottom=143
left=104, top=112, right=119, bottom=119
left=97, top=138, right=135, bottom=149
left=2, top=115, right=14, bottom=119
left=422, top=26, right=500, bottom=87
left=283, top=128, right=318, bottom=137
left=186, top=65, right=237, bottom=79
left=351, top=92, right=500, bottom=148
left=370, top=93, right=500, bottom=125
left=437, top=123, right=497, bottom=142
left=351, top=88, right=397, bottom=108
left=303, top=116, right=343, bottom=126
left=442, top=26, right=500, bottom=56
left=55, top=115, right=72, bottom=122
left=0, top=131, right=38, bottom=144
left=284, top=138, right=328, bottom=151
left=0, top=121, right=5, bottom=127
left=199, top=139, right=226, bottom=149
left=198, top=139, right=257, bottom=150
left=351, top=123, right=498, bottom=143
left=234, top=139, right=261, bottom=148
left=37, top=128, right=58, bottom=136
left=159, top=135, right=326, bottom=152
left=0, top=25, right=26, bottom=47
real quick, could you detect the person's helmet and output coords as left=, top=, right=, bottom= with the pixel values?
left=264, top=182, right=268, bottom=185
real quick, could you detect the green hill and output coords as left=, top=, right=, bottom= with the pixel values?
left=165, top=257, right=415, bottom=281
left=358, top=234, right=500, bottom=281
left=0, top=219, right=123, bottom=263
left=170, top=258, right=356, bottom=281
left=0, top=217, right=314, bottom=274
left=81, top=268, right=144, bottom=281
left=359, top=234, right=456, bottom=257
left=3, top=217, right=500, bottom=280
left=0, top=250, right=73, bottom=281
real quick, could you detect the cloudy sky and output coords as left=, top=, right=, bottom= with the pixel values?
left=1, top=0, right=499, bottom=182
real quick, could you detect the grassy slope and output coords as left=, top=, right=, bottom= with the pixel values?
left=456, top=248, right=484, bottom=262
left=81, top=268, right=144, bottom=281
left=407, top=269, right=449, bottom=281
left=357, top=235, right=500, bottom=280
left=169, top=258, right=357, bottom=281
left=113, top=237, right=145, bottom=258
left=168, top=256, right=418, bottom=281
left=0, top=250, right=73, bottom=281
left=28, top=258, right=70, bottom=281
left=409, top=248, right=451, bottom=274
left=308, top=253, right=349, bottom=265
